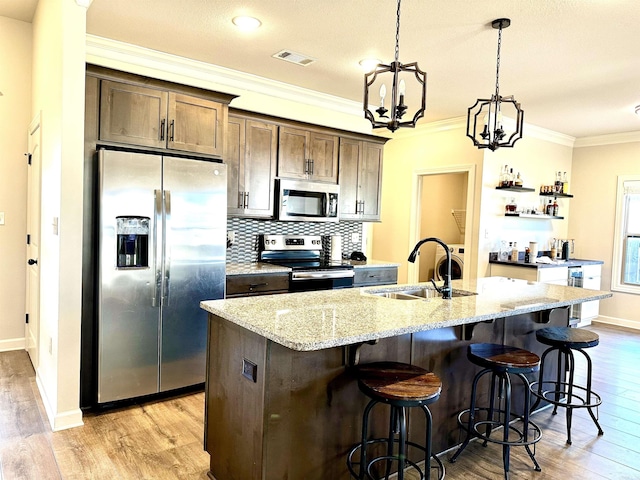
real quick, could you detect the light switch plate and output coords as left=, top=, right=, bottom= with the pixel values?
left=53, top=216, right=59, bottom=235
left=0, top=212, right=4, bottom=225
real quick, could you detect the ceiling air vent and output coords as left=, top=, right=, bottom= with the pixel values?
left=272, top=50, right=316, bottom=66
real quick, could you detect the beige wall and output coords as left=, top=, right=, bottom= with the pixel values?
left=571, top=140, right=640, bottom=327
left=477, top=133, right=574, bottom=277
left=372, top=124, right=574, bottom=285
left=0, top=17, right=32, bottom=350
left=31, top=0, right=87, bottom=430
left=371, top=125, right=484, bottom=284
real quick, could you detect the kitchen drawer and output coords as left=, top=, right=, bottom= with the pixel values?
left=354, top=266, right=398, bottom=287
left=581, top=264, right=602, bottom=279
left=226, top=273, right=289, bottom=297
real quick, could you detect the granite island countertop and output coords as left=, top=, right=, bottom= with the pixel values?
left=201, top=276, right=612, bottom=352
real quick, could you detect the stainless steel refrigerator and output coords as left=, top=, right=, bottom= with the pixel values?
left=97, top=148, right=226, bottom=404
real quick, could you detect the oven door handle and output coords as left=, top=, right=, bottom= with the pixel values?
left=291, top=271, right=355, bottom=281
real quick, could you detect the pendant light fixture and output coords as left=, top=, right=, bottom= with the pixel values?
left=467, top=18, right=524, bottom=151
left=363, top=0, right=426, bottom=132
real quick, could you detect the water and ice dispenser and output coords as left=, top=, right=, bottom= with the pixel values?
left=116, top=216, right=149, bottom=268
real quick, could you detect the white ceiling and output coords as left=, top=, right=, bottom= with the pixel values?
left=4, top=0, right=640, bottom=139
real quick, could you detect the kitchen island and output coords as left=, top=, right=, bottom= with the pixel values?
left=200, top=277, right=611, bottom=480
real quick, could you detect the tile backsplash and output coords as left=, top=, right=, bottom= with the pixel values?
left=226, top=217, right=364, bottom=263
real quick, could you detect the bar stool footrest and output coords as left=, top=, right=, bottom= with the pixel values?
left=530, top=380, right=602, bottom=409
left=456, top=407, right=542, bottom=447
left=347, top=438, right=445, bottom=480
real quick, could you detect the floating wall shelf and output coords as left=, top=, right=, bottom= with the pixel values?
left=505, top=213, right=564, bottom=220
left=495, top=186, right=536, bottom=192
left=539, top=192, right=574, bottom=198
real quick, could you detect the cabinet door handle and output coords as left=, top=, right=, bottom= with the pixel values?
left=169, top=119, right=175, bottom=141
left=248, top=282, right=268, bottom=291
left=304, top=159, right=310, bottom=175
left=244, top=192, right=249, bottom=209
left=309, top=158, right=314, bottom=175
left=238, top=191, right=245, bottom=209
left=160, top=119, right=165, bottom=141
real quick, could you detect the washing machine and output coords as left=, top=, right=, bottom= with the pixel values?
left=434, top=244, right=465, bottom=281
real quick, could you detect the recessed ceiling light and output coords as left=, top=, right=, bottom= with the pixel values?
left=232, top=16, right=262, bottom=31
left=359, top=58, right=382, bottom=72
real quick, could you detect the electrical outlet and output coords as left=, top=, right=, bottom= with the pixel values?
left=227, top=231, right=236, bottom=246
left=242, top=358, right=257, bottom=382
left=351, top=232, right=359, bottom=243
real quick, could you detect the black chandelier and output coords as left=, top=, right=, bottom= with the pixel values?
left=467, top=18, right=524, bottom=151
left=363, top=0, right=426, bottom=132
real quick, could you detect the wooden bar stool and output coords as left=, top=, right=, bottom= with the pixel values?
left=450, top=344, right=542, bottom=480
left=346, top=361, right=445, bottom=480
left=530, top=326, right=603, bottom=445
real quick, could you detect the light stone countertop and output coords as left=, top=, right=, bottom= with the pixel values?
left=201, top=276, right=612, bottom=352
left=225, top=262, right=291, bottom=275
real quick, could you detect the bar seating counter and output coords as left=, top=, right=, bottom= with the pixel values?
left=200, top=277, right=611, bottom=480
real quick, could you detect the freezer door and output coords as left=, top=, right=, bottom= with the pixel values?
left=160, top=157, right=226, bottom=391
left=98, top=150, right=162, bottom=403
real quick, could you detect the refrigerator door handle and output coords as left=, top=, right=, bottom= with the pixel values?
left=163, top=190, right=172, bottom=305
left=153, top=189, right=163, bottom=307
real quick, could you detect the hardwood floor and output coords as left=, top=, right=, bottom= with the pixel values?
left=0, top=322, right=639, bottom=479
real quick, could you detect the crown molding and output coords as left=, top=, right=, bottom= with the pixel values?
left=84, top=35, right=578, bottom=148
left=574, top=130, right=640, bottom=148
left=385, top=116, right=575, bottom=147
left=85, top=35, right=363, bottom=118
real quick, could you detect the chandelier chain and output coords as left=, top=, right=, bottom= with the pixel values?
left=495, top=22, right=503, bottom=99
left=394, top=0, right=401, bottom=64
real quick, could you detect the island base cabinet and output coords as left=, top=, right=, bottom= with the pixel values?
left=206, top=308, right=568, bottom=479
left=206, top=314, right=411, bottom=480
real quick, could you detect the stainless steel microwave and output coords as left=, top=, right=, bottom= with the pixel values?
left=277, top=179, right=339, bottom=222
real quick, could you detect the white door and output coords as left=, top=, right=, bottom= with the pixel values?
left=25, top=115, right=41, bottom=368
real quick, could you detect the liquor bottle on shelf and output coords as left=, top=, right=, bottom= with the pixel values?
left=562, top=172, right=569, bottom=194
left=555, top=171, right=562, bottom=193
left=552, top=198, right=559, bottom=217
left=515, top=172, right=523, bottom=187
left=511, top=242, right=519, bottom=262
left=499, top=164, right=510, bottom=187
left=545, top=199, right=553, bottom=216
left=508, top=168, right=515, bottom=186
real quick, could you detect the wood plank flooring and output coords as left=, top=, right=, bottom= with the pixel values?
left=1, top=322, right=639, bottom=479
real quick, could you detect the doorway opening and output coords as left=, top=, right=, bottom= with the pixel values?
left=408, top=165, right=476, bottom=284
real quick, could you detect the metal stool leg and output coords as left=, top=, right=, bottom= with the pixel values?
left=580, top=348, right=604, bottom=437
left=484, top=372, right=499, bottom=445
left=501, top=372, right=511, bottom=480
left=518, top=373, right=541, bottom=472
left=450, top=368, right=489, bottom=463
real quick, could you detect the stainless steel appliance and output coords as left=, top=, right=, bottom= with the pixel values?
left=276, top=179, right=339, bottom=222
left=97, top=148, right=226, bottom=404
left=259, top=234, right=354, bottom=291
left=568, top=265, right=601, bottom=327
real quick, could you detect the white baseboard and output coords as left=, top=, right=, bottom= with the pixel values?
left=0, top=337, right=25, bottom=352
left=35, top=369, right=84, bottom=431
left=592, top=315, right=640, bottom=330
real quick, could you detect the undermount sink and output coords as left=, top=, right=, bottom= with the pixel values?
left=370, top=287, right=478, bottom=300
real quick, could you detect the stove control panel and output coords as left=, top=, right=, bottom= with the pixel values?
left=261, top=234, right=323, bottom=251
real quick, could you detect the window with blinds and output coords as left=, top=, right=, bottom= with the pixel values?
left=613, top=177, right=640, bottom=293
left=622, top=181, right=640, bottom=286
